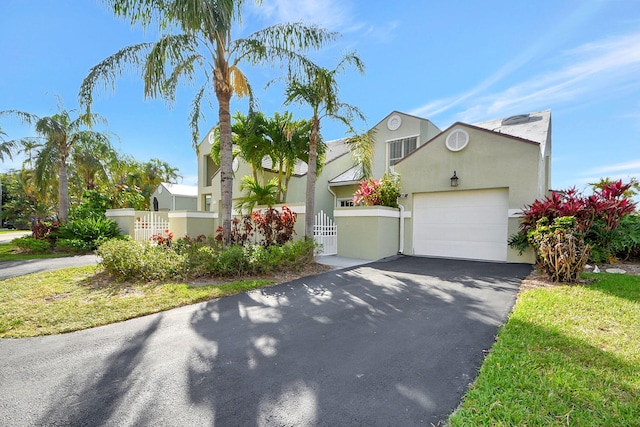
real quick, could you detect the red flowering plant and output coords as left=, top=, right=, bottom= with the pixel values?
left=353, top=173, right=400, bottom=208
left=150, top=229, right=174, bottom=246
left=510, top=179, right=637, bottom=262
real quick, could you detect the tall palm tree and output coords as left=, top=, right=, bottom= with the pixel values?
left=284, top=52, right=365, bottom=239
left=80, top=0, right=336, bottom=243
left=1, top=107, right=110, bottom=221
left=232, top=111, right=269, bottom=182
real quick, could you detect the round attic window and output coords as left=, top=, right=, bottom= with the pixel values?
left=445, top=129, right=469, bottom=151
left=208, top=132, right=215, bottom=145
left=387, top=114, right=402, bottom=131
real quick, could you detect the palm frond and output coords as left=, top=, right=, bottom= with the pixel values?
left=78, top=42, right=155, bottom=113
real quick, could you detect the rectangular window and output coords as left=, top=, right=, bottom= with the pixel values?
left=339, top=199, right=355, bottom=207
left=388, top=136, right=418, bottom=167
left=204, top=194, right=212, bottom=211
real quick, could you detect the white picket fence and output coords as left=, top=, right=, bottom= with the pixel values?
left=134, top=212, right=170, bottom=242
left=313, top=210, right=337, bottom=255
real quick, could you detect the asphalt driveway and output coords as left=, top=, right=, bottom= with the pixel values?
left=0, top=256, right=531, bottom=426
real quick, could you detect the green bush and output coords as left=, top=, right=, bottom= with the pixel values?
left=57, top=217, right=121, bottom=252
left=98, top=236, right=316, bottom=282
left=609, top=214, right=640, bottom=260
left=56, top=238, right=95, bottom=253
left=97, top=238, right=188, bottom=282
left=12, top=236, right=51, bottom=253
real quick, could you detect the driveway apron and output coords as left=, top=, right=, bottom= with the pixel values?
left=0, top=256, right=531, bottom=426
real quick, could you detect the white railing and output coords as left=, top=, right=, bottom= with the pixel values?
left=134, top=212, right=170, bottom=242
left=313, top=210, right=337, bottom=255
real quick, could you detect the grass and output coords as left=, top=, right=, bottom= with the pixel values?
left=449, top=273, right=640, bottom=426
left=0, top=266, right=273, bottom=338
left=0, top=243, right=75, bottom=261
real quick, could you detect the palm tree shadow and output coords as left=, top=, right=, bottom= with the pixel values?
left=38, top=316, right=162, bottom=426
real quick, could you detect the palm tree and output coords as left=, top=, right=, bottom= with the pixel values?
left=80, top=0, right=336, bottom=243
left=1, top=107, right=110, bottom=221
left=235, top=175, right=278, bottom=215
left=284, top=53, right=365, bottom=239
left=0, top=126, right=18, bottom=162
left=264, top=111, right=316, bottom=203
left=232, top=111, right=269, bottom=182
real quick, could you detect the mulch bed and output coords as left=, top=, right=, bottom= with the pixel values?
left=520, top=259, right=640, bottom=292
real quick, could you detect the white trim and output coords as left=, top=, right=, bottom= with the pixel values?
left=402, top=210, right=412, bottom=218
left=335, top=208, right=400, bottom=218
left=508, top=209, right=523, bottom=218
left=385, top=133, right=419, bottom=143
left=105, top=208, right=135, bottom=217
left=168, top=211, right=218, bottom=219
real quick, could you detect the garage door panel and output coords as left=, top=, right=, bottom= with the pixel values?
left=413, top=189, right=508, bottom=262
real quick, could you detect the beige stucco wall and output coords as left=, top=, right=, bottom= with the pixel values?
left=168, top=211, right=218, bottom=239
left=394, top=125, right=540, bottom=263
left=370, top=112, right=441, bottom=178
left=335, top=206, right=400, bottom=260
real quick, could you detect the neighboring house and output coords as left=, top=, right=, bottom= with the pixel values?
left=196, top=109, right=552, bottom=263
left=151, top=182, right=198, bottom=211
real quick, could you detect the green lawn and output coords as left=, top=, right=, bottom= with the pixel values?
left=0, top=243, right=74, bottom=261
left=0, top=266, right=273, bottom=338
left=449, top=273, right=640, bottom=426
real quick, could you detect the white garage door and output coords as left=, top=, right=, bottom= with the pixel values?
left=413, top=189, right=508, bottom=262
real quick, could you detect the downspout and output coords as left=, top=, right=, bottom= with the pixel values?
left=398, top=202, right=404, bottom=254
left=327, top=185, right=337, bottom=208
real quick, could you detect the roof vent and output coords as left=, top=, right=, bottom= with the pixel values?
left=502, top=114, right=530, bottom=125
left=445, top=129, right=469, bottom=152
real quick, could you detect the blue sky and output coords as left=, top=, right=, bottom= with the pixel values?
left=1, top=0, right=640, bottom=194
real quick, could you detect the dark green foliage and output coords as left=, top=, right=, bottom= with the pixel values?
left=56, top=217, right=121, bottom=252
left=609, top=214, right=640, bottom=260
left=69, top=190, right=111, bottom=220
left=12, top=236, right=52, bottom=253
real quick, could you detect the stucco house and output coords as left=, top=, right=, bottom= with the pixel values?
left=151, top=182, right=198, bottom=211
left=196, top=109, right=551, bottom=263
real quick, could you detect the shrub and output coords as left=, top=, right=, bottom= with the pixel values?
left=528, top=216, right=590, bottom=282
left=353, top=172, right=400, bottom=208
left=31, top=221, right=60, bottom=241
left=215, top=207, right=297, bottom=247
left=69, top=190, right=110, bottom=221
left=12, top=236, right=52, bottom=253
left=511, top=180, right=636, bottom=262
left=609, top=214, right=640, bottom=260
left=57, top=217, right=121, bottom=252
left=97, top=238, right=188, bottom=282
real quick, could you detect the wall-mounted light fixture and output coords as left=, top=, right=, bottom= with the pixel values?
left=450, top=171, right=459, bottom=187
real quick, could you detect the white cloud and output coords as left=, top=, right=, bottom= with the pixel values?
left=585, top=160, right=640, bottom=175
left=433, top=30, right=640, bottom=124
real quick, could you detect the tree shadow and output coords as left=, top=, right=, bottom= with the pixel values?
left=38, top=316, right=162, bottom=426
left=185, top=256, right=529, bottom=425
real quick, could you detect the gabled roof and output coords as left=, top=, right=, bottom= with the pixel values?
left=159, top=182, right=198, bottom=197
left=261, top=137, right=351, bottom=176
left=329, top=164, right=363, bottom=185
left=473, top=109, right=551, bottom=146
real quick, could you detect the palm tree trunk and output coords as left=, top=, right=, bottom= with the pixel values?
left=218, top=90, right=234, bottom=244
left=305, top=116, right=320, bottom=240
left=58, top=160, right=69, bottom=222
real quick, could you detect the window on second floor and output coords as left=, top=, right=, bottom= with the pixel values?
left=388, top=136, right=418, bottom=167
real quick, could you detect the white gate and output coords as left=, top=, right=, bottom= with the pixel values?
left=313, top=210, right=337, bottom=255
left=134, top=212, right=170, bottom=242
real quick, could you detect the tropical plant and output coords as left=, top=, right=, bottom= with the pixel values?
left=235, top=176, right=278, bottom=214
left=511, top=180, right=636, bottom=262
left=80, top=0, right=337, bottom=244
left=231, top=111, right=269, bottom=182
left=0, top=125, right=18, bottom=162
left=353, top=172, right=400, bottom=208
left=283, top=53, right=365, bottom=238
left=527, top=216, right=590, bottom=282
left=1, top=102, right=111, bottom=221
left=264, top=111, right=316, bottom=203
